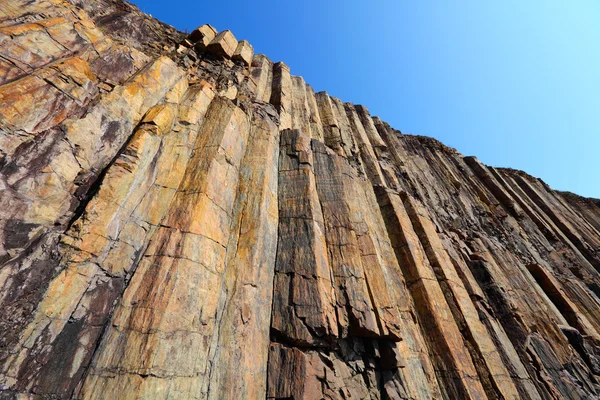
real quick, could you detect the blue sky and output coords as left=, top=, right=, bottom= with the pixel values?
left=131, top=0, right=599, bottom=198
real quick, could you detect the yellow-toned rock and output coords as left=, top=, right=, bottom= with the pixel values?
left=189, top=24, right=217, bottom=51
left=206, top=30, right=238, bottom=58
left=232, top=40, right=254, bottom=66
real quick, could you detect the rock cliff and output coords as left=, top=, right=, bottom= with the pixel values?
left=1, top=1, right=600, bottom=399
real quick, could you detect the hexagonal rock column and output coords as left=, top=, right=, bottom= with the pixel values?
left=177, top=24, right=217, bottom=52
left=206, top=30, right=238, bottom=58
left=232, top=40, right=254, bottom=66
left=190, top=24, right=218, bottom=51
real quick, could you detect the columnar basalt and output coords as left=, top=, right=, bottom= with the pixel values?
left=1, top=1, right=599, bottom=399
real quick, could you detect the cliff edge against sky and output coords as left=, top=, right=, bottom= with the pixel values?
left=1, top=1, right=600, bottom=399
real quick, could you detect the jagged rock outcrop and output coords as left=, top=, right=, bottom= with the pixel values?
left=1, top=1, right=600, bottom=399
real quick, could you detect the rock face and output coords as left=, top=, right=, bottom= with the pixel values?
left=1, top=1, right=600, bottom=399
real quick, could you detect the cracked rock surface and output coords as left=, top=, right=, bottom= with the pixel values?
left=1, top=1, right=600, bottom=399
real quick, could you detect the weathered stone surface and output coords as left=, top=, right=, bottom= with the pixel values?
left=289, top=76, right=312, bottom=136
left=206, top=30, right=238, bottom=58
left=464, top=156, right=525, bottom=219
left=1, top=1, right=599, bottom=399
left=331, top=96, right=359, bottom=159
left=249, top=54, right=274, bottom=103
left=205, top=104, right=279, bottom=400
left=305, top=85, right=325, bottom=142
left=188, top=24, right=217, bottom=51
left=270, top=62, right=292, bottom=130
left=0, top=80, right=214, bottom=398
left=345, top=102, right=386, bottom=186
left=232, top=40, right=254, bottom=66
left=80, top=96, right=251, bottom=399
left=314, top=91, right=359, bottom=159
left=272, top=129, right=338, bottom=346
left=376, top=187, right=488, bottom=399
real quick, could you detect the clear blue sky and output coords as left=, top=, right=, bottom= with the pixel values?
left=131, top=0, right=599, bottom=198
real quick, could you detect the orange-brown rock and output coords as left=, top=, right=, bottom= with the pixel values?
left=1, top=1, right=599, bottom=399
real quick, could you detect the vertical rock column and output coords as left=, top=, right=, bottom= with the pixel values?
left=526, top=263, right=600, bottom=341
left=79, top=97, right=250, bottom=399
left=464, top=156, right=524, bottom=219
left=512, top=174, right=600, bottom=270
left=402, top=194, right=522, bottom=399
left=375, top=187, right=488, bottom=399
left=0, top=57, right=182, bottom=322
left=271, top=129, right=338, bottom=345
left=330, top=96, right=359, bottom=159
left=372, top=117, right=420, bottom=193
left=305, top=85, right=325, bottom=142
left=269, top=132, right=443, bottom=399
left=560, top=193, right=600, bottom=234
left=313, top=141, right=443, bottom=399
left=289, top=76, right=312, bottom=136
left=314, top=92, right=347, bottom=157
left=205, top=106, right=280, bottom=400
left=0, top=75, right=198, bottom=398
left=288, top=75, right=325, bottom=142
left=373, top=125, right=546, bottom=399
left=311, top=140, right=381, bottom=338
left=354, top=105, right=387, bottom=151
left=248, top=54, right=273, bottom=103
left=345, top=103, right=386, bottom=186
left=493, top=170, right=600, bottom=333
left=464, top=238, right=580, bottom=398
left=270, top=62, right=292, bottom=130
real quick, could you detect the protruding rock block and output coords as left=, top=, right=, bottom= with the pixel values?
left=249, top=54, right=273, bottom=103
left=206, top=29, right=238, bottom=58
left=232, top=39, right=254, bottom=66
left=270, top=62, right=292, bottom=130
left=188, top=24, right=217, bottom=51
